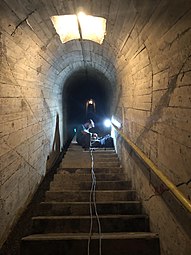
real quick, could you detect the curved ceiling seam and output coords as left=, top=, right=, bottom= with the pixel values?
left=47, top=47, right=115, bottom=77
left=55, top=59, right=116, bottom=78
left=54, top=61, right=117, bottom=93
left=54, top=51, right=117, bottom=77
left=46, top=42, right=118, bottom=85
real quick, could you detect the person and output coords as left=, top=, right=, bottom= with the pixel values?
left=76, top=119, right=96, bottom=150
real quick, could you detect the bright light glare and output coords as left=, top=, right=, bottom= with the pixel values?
left=104, top=119, right=111, bottom=128
left=51, top=15, right=80, bottom=43
left=51, top=13, right=106, bottom=44
left=88, top=99, right=94, bottom=105
left=77, top=12, right=106, bottom=44
left=111, top=117, right=122, bottom=129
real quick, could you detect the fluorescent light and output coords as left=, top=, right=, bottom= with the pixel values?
left=51, top=13, right=106, bottom=44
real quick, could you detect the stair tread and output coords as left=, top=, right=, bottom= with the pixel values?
left=52, top=180, right=130, bottom=184
left=47, top=190, right=136, bottom=193
left=41, top=201, right=140, bottom=204
left=32, top=214, right=148, bottom=220
left=57, top=173, right=124, bottom=175
left=22, top=232, right=159, bottom=241
left=55, top=180, right=130, bottom=183
left=20, top=145, right=160, bottom=255
left=58, top=167, right=122, bottom=170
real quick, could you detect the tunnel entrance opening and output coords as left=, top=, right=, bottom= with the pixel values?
left=63, top=69, right=113, bottom=141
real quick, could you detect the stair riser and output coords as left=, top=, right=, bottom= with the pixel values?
left=45, top=191, right=137, bottom=202
left=50, top=181, right=131, bottom=191
left=21, top=238, right=160, bottom=255
left=94, top=163, right=120, bottom=167
left=64, top=156, right=118, bottom=162
left=93, top=156, right=119, bottom=164
left=92, top=156, right=118, bottom=160
left=54, top=174, right=125, bottom=182
left=32, top=217, right=149, bottom=233
left=66, top=150, right=115, bottom=153
left=39, top=203, right=142, bottom=216
left=58, top=168, right=123, bottom=174
left=63, top=159, right=119, bottom=165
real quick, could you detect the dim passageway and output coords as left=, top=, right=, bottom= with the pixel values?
left=0, top=1, right=191, bottom=255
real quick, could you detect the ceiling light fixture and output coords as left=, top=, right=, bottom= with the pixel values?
left=51, top=12, right=106, bottom=44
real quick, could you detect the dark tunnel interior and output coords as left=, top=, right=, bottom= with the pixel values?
left=63, top=69, right=113, bottom=139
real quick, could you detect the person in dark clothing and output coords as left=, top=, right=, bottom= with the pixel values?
left=76, top=119, right=95, bottom=149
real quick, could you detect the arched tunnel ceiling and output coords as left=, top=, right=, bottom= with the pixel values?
left=54, top=40, right=117, bottom=93
left=2, top=0, right=190, bottom=92
left=0, top=0, right=160, bottom=99
left=63, top=68, right=113, bottom=125
left=1, top=1, right=191, bottom=250
left=1, top=0, right=191, bottom=122
left=1, top=0, right=125, bottom=93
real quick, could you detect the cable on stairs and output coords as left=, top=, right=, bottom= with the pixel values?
left=88, top=148, right=102, bottom=255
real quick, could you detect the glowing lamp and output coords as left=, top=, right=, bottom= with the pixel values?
left=104, top=119, right=111, bottom=128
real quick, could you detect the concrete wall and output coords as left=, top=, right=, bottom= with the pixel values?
left=114, top=1, right=191, bottom=254
left=0, top=1, right=63, bottom=246
left=0, top=0, right=116, bottom=247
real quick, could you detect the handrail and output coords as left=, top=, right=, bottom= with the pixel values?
left=112, top=123, right=191, bottom=214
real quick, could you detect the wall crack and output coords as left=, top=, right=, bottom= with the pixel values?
left=143, top=178, right=191, bottom=203
left=136, top=53, right=191, bottom=143
left=11, top=9, right=36, bottom=36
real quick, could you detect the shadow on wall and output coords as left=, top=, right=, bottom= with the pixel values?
left=46, top=113, right=61, bottom=172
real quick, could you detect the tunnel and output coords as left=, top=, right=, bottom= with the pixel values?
left=0, top=0, right=191, bottom=254
left=63, top=68, right=114, bottom=140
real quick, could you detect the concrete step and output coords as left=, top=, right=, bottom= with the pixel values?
left=66, top=147, right=116, bottom=152
left=67, top=148, right=116, bottom=153
left=50, top=180, right=132, bottom=191
left=32, top=215, right=149, bottom=233
left=53, top=173, right=126, bottom=182
left=91, top=154, right=118, bottom=159
left=38, top=201, right=142, bottom=216
left=20, top=143, right=161, bottom=255
left=60, top=151, right=120, bottom=168
left=21, top=232, right=160, bottom=255
left=64, top=155, right=119, bottom=161
left=61, top=162, right=121, bottom=168
left=94, top=162, right=120, bottom=167
left=57, top=167, right=123, bottom=174
left=89, top=148, right=116, bottom=152
left=62, top=161, right=120, bottom=168
left=45, top=190, right=137, bottom=202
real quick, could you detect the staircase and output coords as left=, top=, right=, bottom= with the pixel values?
left=21, top=143, right=160, bottom=255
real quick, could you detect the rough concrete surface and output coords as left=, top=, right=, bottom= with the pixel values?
left=0, top=1, right=191, bottom=255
